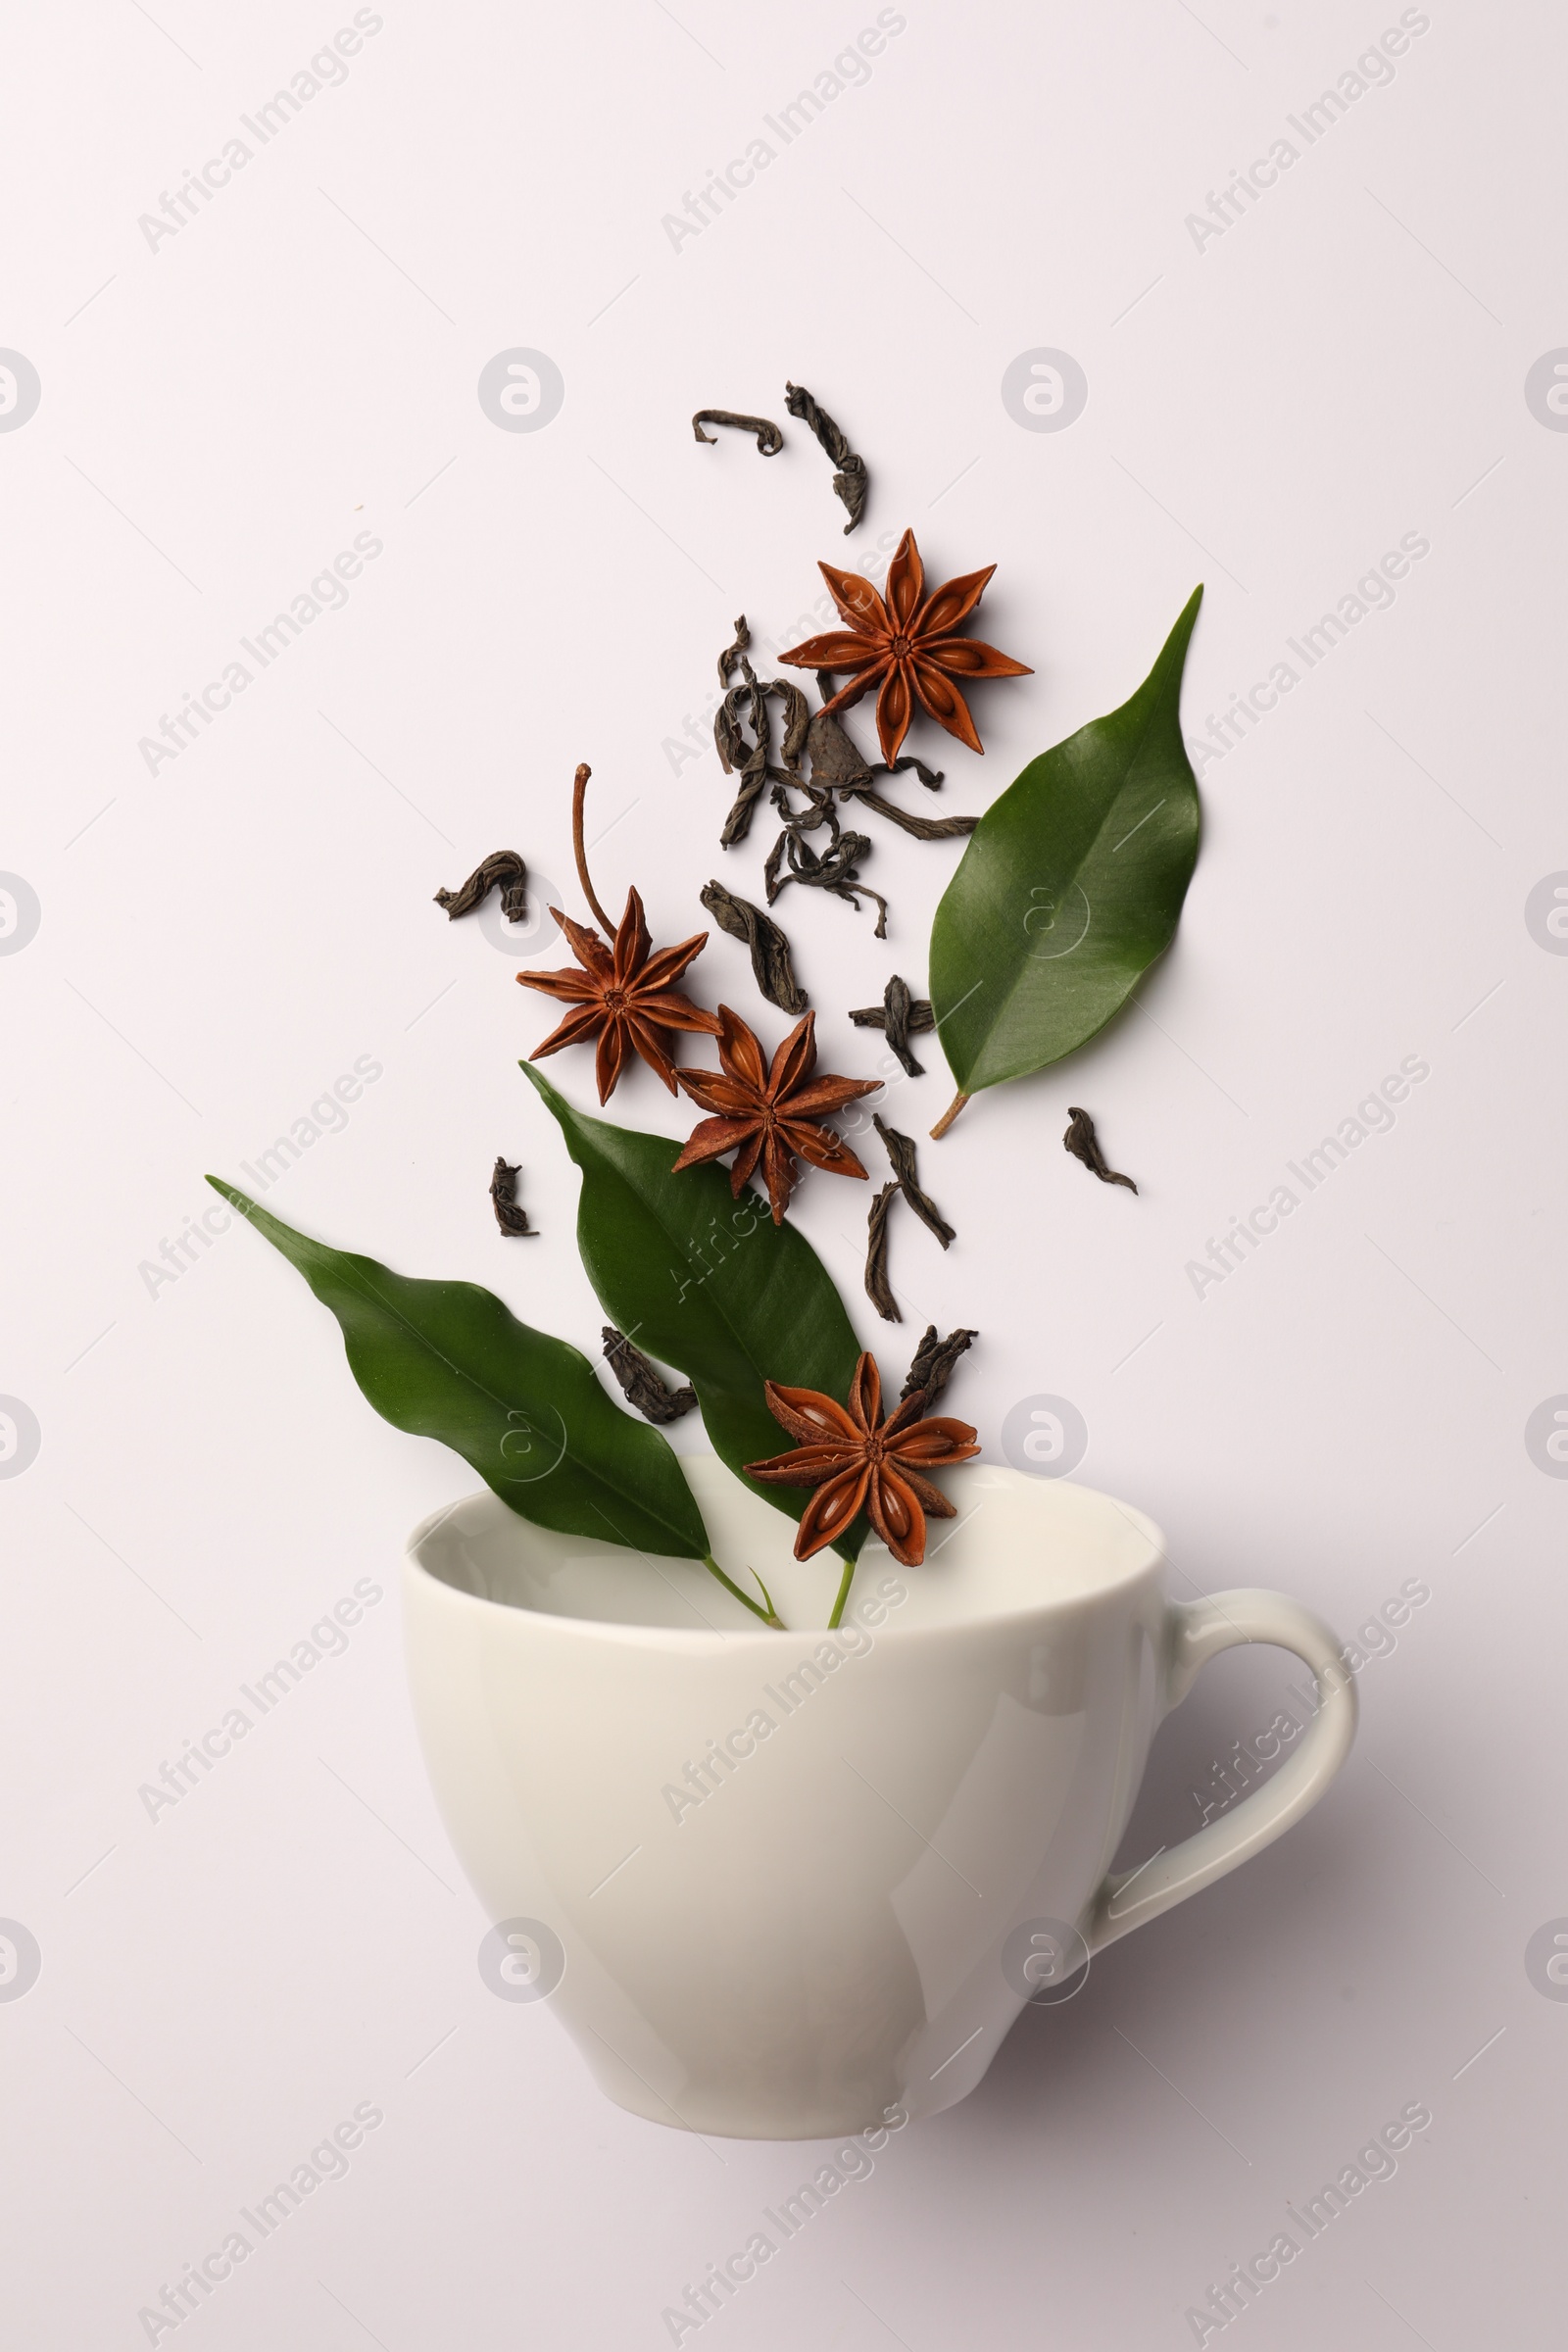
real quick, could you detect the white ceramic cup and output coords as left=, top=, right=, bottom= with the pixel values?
left=405, top=1456, right=1355, bottom=2141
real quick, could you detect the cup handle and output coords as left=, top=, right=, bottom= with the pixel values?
left=1084, top=1588, right=1358, bottom=1956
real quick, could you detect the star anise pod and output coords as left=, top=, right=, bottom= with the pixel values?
left=745, top=1351, right=981, bottom=1565
left=778, top=527, right=1032, bottom=763
left=672, top=1005, right=880, bottom=1225
left=517, top=886, right=721, bottom=1103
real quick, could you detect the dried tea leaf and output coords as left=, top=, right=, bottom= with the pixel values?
left=700, top=881, right=808, bottom=1015
left=715, top=680, right=770, bottom=844
left=777, top=678, right=812, bottom=768
left=849, top=976, right=935, bottom=1076
left=848, top=792, right=977, bottom=843
left=489, top=1156, right=537, bottom=1237
left=899, top=1324, right=977, bottom=1410
left=713, top=615, right=804, bottom=847
left=874, top=1115, right=955, bottom=1247
left=805, top=695, right=968, bottom=838
left=692, top=410, right=784, bottom=456
left=602, top=1326, right=697, bottom=1423
left=805, top=706, right=875, bottom=791
left=716, top=612, right=756, bottom=689
left=764, top=821, right=888, bottom=939
left=435, top=851, right=527, bottom=923
left=846, top=978, right=930, bottom=1077
left=784, top=380, right=868, bottom=532
left=1063, top=1106, right=1138, bottom=1194
left=808, top=699, right=953, bottom=803
left=885, top=976, right=930, bottom=1077
left=886, top=754, right=946, bottom=793
left=714, top=699, right=750, bottom=773
left=716, top=762, right=766, bottom=848
left=864, top=1182, right=902, bottom=1323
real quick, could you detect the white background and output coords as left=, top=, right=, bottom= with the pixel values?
left=4, top=0, right=1565, bottom=2343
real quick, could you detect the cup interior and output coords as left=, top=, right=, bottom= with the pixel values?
left=407, top=1457, right=1163, bottom=1637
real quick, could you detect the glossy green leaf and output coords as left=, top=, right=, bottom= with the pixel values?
left=519, top=1065, right=868, bottom=1558
left=205, top=1177, right=710, bottom=1561
left=930, top=586, right=1204, bottom=1100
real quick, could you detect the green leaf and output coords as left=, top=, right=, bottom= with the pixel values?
left=929, top=586, right=1204, bottom=1102
left=519, top=1065, right=868, bottom=1558
left=205, top=1177, right=710, bottom=1561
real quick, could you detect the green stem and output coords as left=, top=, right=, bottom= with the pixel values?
left=826, top=1554, right=857, bottom=1630
left=704, top=1553, right=784, bottom=1630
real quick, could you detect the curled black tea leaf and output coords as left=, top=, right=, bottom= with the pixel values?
left=717, top=612, right=756, bottom=690
left=435, top=851, right=527, bottom=923
left=764, top=820, right=888, bottom=938
left=864, top=1182, right=902, bottom=1324
left=1063, top=1106, right=1138, bottom=1194
left=899, top=1325, right=977, bottom=1410
left=806, top=694, right=969, bottom=837
left=711, top=634, right=964, bottom=941
left=692, top=410, right=784, bottom=456
left=874, top=1114, right=955, bottom=1247
left=850, top=976, right=935, bottom=1077
left=776, top=677, right=811, bottom=768
left=808, top=698, right=944, bottom=795
left=602, top=1326, right=697, bottom=1424
left=848, top=791, right=978, bottom=842
left=784, top=380, right=868, bottom=532
left=489, top=1156, right=538, bottom=1237
left=714, top=619, right=769, bottom=846
left=700, top=881, right=808, bottom=1015
left=804, top=705, right=874, bottom=792
left=713, top=616, right=806, bottom=848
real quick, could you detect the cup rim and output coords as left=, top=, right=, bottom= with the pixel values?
left=404, top=1464, right=1168, bottom=1650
